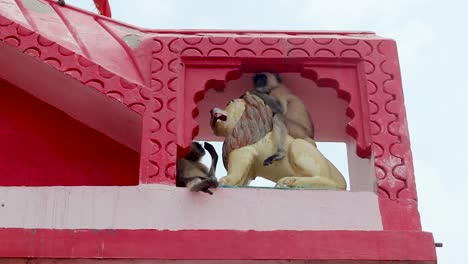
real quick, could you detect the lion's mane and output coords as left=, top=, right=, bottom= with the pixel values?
left=222, top=92, right=273, bottom=169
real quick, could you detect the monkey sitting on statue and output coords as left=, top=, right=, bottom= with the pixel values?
left=249, top=72, right=316, bottom=166
left=176, top=141, right=219, bottom=195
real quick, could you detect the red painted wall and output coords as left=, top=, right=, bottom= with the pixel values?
left=0, top=79, right=139, bottom=186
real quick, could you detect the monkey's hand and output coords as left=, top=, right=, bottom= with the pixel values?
left=263, top=150, right=286, bottom=166
left=201, top=188, right=214, bottom=195
left=189, top=177, right=218, bottom=195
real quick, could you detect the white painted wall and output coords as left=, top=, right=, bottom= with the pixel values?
left=0, top=185, right=382, bottom=231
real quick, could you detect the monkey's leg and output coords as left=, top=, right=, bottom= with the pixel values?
left=264, top=115, right=287, bottom=166
left=285, top=120, right=316, bottom=147
left=198, top=177, right=219, bottom=195
left=275, top=176, right=344, bottom=190
left=187, top=176, right=218, bottom=194
left=219, top=146, right=256, bottom=186
left=186, top=178, right=204, bottom=191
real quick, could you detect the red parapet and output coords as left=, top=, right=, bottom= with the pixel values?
left=0, top=0, right=435, bottom=263
left=0, top=229, right=436, bottom=262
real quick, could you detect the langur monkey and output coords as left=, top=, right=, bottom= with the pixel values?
left=251, top=72, right=316, bottom=165
left=176, top=141, right=219, bottom=195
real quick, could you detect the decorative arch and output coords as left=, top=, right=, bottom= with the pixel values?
left=176, top=57, right=371, bottom=160
left=176, top=58, right=243, bottom=157
left=301, top=61, right=372, bottom=158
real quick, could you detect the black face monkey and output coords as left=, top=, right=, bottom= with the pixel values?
left=176, top=142, right=219, bottom=195
left=251, top=72, right=316, bottom=165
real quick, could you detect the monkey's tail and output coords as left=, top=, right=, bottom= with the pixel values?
left=203, top=142, right=218, bottom=177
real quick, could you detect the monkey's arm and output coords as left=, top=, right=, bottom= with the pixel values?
left=188, top=178, right=218, bottom=195
left=264, top=114, right=287, bottom=165
left=279, top=98, right=288, bottom=115
left=248, top=90, right=287, bottom=165
left=249, top=89, right=284, bottom=114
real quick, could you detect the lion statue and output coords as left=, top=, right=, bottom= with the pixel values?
left=209, top=92, right=347, bottom=190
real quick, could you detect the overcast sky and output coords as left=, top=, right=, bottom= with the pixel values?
left=67, top=1, right=467, bottom=262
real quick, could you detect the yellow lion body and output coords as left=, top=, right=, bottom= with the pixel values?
left=211, top=93, right=347, bottom=190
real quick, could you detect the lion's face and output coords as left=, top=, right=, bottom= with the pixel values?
left=210, top=99, right=246, bottom=137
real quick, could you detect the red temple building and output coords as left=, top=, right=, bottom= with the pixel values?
left=0, top=0, right=437, bottom=263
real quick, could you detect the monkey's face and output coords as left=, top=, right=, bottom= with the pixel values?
left=253, top=72, right=280, bottom=92
left=253, top=73, right=268, bottom=88
left=210, top=99, right=245, bottom=136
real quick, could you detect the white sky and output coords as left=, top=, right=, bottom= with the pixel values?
left=66, top=0, right=468, bottom=262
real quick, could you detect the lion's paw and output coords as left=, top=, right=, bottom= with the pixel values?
left=275, top=183, right=288, bottom=188
left=275, top=177, right=298, bottom=188
left=219, top=176, right=236, bottom=186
